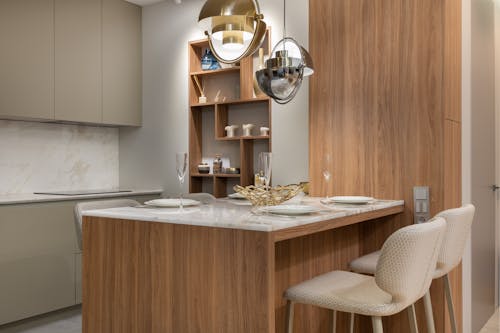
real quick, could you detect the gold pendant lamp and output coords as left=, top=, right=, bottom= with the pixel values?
left=198, top=0, right=267, bottom=64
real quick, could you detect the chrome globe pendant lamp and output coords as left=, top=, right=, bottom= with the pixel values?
left=256, top=0, right=314, bottom=104
left=198, top=0, right=267, bottom=64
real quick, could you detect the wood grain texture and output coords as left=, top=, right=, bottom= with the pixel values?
left=309, top=0, right=461, bottom=332
left=83, top=217, right=275, bottom=333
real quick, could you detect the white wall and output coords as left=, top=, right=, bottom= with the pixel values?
left=119, top=0, right=310, bottom=195
left=0, top=120, right=118, bottom=194
left=463, top=0, right=498, bottom=332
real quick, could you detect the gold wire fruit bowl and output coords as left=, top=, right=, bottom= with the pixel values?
left=233, top=184, right=304, bottom=206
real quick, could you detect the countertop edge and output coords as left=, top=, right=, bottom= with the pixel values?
left=0, top=190, right=163, bottom=205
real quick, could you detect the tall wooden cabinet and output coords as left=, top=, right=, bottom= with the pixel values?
left=188, top=33, right=272, bottom=198
left=0, top=0, right=142, bottom=127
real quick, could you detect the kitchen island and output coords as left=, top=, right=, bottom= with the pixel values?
left=82, top=198, right=404, bottom=333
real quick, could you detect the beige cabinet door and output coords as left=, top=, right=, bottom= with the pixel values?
left=55, top=0, right=102, bottom=123
left=102, top=0, right=142, bottom=126
left=0, top=202, right=77, bottom=324
left=0, top=0, right=54, bottom=120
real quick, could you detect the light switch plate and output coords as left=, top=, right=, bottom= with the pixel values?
left=413, top=186, right=430, bottom=224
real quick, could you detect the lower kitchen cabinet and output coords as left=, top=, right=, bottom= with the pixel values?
left=0, top=194, right=159, bottom=325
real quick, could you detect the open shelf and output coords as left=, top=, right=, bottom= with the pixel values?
left=188, top=31, right=272, bottom=198
left=191, top=173, right=241, bottom=178
left=190, top=97, right=270, bottom=108
left=216, top=135, right=270, bottom=141
left=190, top=67, right=240, bottom=77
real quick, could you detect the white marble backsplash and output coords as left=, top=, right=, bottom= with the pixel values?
left=0, top=120, right=119, bottom=194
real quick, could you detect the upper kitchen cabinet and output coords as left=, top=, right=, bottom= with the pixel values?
left=102, top=0, right=142, bottom=126
left=0, top=0, right=54, bottom=120
left=0, top=0, right=142, bottom=126
left=55, top=0, right=102, bottom=123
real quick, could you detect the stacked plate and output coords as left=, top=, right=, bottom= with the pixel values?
left=327, top=196, right=375, bottom=204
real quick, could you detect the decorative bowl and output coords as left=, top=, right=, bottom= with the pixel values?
left=233, top=184, right=305, bottom=206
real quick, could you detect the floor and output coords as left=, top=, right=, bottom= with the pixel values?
left=0, top=305, right=499, bottom=333
left=480, top=308, right=500, bottom=333
left=0, top=306, right=81, bottom=333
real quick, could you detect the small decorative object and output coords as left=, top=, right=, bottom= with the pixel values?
left=214, top=90, right=222, bottom=102
left=193, top=75, right=207, bottom=104
left=260, top=126, right=269, bottom=136
left=197, top=163, right=210, bottom=174
left=201, top=49, right=212, bottom=70
left=213, top=154, right=223, bottom=174
left=254, top=170, right=264, bottom=187
left=225, top=125, right=239, bottom=137
left=253, top=48, right=266, bottom=97
left=225, top=167, right=240, bottom=174
left=242, top=123, right=255, bottom=136
left=234, top=183, right=305, bottom=206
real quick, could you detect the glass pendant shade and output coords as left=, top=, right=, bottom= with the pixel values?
left=256, top=38, right=314, bottom=104
left=198, top=0, right=267, bottom=64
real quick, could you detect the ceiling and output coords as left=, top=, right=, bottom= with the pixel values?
left=125, top=0, right=168, bottom=6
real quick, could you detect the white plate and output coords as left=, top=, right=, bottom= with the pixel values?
left=331, top=196, right=374, bottom=204
left=260, top=205, right=321, bottom=216
left=144, top=198, right=200, bottom=208
left=228, top=192, right=246, bottom=200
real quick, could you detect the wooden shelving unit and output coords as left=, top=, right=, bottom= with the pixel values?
left=188, top=31, right=272, bottom=198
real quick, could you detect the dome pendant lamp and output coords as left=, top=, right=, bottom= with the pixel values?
left=255, top=0, right=314, bottom=104
left=198, top=0, right=267, bottom=64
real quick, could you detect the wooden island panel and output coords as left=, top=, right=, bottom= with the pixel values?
left=82, top=204, right=402, bottom=333
left=83, top=217, right=275, bottom=333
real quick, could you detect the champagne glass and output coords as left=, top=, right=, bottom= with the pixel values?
left=259, top=152, right=272, bottom=190
left=176, top=152, right=188, bottom=210
left=323, top=154, right=332, bottom=202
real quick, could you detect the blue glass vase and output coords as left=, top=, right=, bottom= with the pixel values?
left=201, top=49, right=221, bottom=71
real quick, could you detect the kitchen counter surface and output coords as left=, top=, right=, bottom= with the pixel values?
left=83, top=197, right=404, bottom=233
left=0, top=189, right=163, bottom=205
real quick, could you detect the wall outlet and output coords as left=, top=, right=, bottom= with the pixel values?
left=413, top=186, right=430, bottom=224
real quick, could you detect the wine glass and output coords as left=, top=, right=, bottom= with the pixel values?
left=259, top=152, right=272, bottom=190
left=323, top=153, right=332, bottom=202
left=176, top=152, right=188, bottom=210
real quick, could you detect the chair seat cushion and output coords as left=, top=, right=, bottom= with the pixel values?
left=284, top=270, right=405, bottom=316
left=349, top=250, right=381, bottom=275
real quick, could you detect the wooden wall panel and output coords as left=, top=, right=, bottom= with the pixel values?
left=309, top=0, right=461, bottom=332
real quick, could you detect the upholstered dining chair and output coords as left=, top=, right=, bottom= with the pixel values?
left=349, top=204, right=475, bottom=333
left=284, top=217, right=447, bottom=333
left=73, top=199, right=140, bottom=251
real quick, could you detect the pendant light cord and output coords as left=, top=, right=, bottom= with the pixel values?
left=283, top=0, right=286, bottom=51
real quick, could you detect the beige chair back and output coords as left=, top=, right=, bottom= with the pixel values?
left=73, top=199, right=140, bottom=250
left=375, top=217, right=446, bottom=304
left=434, top=204, right=475, bottom=276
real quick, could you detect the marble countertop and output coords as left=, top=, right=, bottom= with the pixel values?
left=0, top=189, right=162, bottom=205
left=83, top=198, right=404, bottom=232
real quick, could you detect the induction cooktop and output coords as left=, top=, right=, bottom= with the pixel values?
left=34, top=189, right=133, bottom=196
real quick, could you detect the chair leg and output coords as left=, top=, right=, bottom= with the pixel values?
left=407, top=304, right=419, bottom=333
left=331, top=310, right=337, bottom=333
left=444, top=274, right=458, bottom=333
left=371, top=316, right=383, bottom=333
left=423, top=291, right=436, bottom=333
left=349, top=312, right=355, bottom=333
left=286, top=300, right=295, bottom=333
